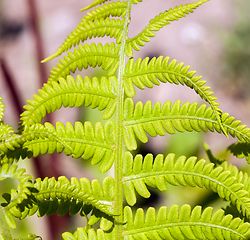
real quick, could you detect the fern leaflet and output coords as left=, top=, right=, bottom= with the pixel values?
left=124, top=205, right=250, bottom=240
left=6, top=176, right=115, bottom=230
left=23, top=121, right=115, bottom=173
left=124, top=56, right=228, bottom=137
left=123, top=152, right=250, bottom=219
left=47, top=42, right=119, bottom=83
left=125, top=0, right=209, bottom=56
left=0, top=97, right=5, bottom=121
left=123, top=99, right=250, bottom=150
left=21, top=75, right=117, bottom=126
left=81, top=0, right=112, bottom=11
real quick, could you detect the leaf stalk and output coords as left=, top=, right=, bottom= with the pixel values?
left=114, top=0, right=132, bottom=238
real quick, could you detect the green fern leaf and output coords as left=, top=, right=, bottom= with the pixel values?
left=0, top=123, right=32, bottom=165
left=80, top=0, right=141, bottom=13
left=43, top=18, right=124, bottom=62
left=228, top=142, right=250, bottom=163
left=220, top=161, right=250, bottom=216
left=123, top=99, right=249, bottom=150
left=0, top=132, right=21, bottom=154
left=125, top=0, right=209, bottom=56
left=3, top=209, right=16, bottom=230
left=0, top=131, right=26, bottom=165
left=23, top=121, right=115, bottom=173
left=123, top=152, right=250, bottom=219
left=0, top=207, right=14, bottom=239
left=124, top=205, right=250, bottom=240
left=81, top=0, right=112, bottom=11
left=21, top=75, right=117, bottom=126
left=0, top=164, right=33, bottom=212
left=34, top=176, right=115, bottom=216
left=43, top=1, right=128, bottom=62
left=124, top=56, right=228, bottom=137
left=131, top=0, right=143, bottom=4
left=82, top=1, right=127, bottom=20
left=0, top=124, right=14, bottom=142
left=47, top=42, right=119, bottom=83
left=62, top=227, right=115, bottom=240
left=0, top=147, right=32, bottom=166
left=0, top=97, right=5, bottom=121
left=8, top=176, right=115, bottom=223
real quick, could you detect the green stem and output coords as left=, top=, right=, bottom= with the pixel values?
left=0, top=208, right=13, bottom=240
left=114, top=0, right=132, bottom=239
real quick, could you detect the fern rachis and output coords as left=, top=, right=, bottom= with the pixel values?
left=0, top=0, right=250, bottom=240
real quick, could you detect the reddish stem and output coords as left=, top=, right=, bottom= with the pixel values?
left=0, top=58, right=23, bottom=117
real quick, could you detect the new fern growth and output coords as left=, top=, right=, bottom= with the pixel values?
left=1, top=0, right=250, bottom=239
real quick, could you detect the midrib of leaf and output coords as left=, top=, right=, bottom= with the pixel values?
left=25, top=90, right=115, bottom=117
left=124, top=170, right=250, bottom=217
left=124, top=222, right=246, bottom=239
left=125, top=67, right=228, bottom=137
left=126, top=0, right=210, bottom=46
left=83, top=2, right=127, bottom=21
left=124, top=115, right=250, bottom=141
left=39, top=88, right=116, bottom=101
left=22, top=128, right=74, bottom=153
left=127, top=69, right=208, bottom=100
left=61, top=138, right=112, bottom=149
left=33, top=190, right=114, bottom=215
left=0, top=207, right=13, bottom=240
left=114, top=0, right=132, bottom=239
left=26, top=137, right=112, bottom=151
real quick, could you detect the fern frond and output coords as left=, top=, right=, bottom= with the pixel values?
left=124, top=56, right=212, bottom=99
left=23, top=121, right=115, bottom=173
left=81, top=0, right=112, bottom=11
left=228, top=142, right=250, bottom=163
left=0, top=125, right=32, bottom=165
left=124, top=56, right=228, bottom=137
left=0, top=97, right=5, bottom=121
left=0, top=123, right=31, bottom=165
left=124, top=205, right=250, bottom=240
left=0, top=207, right=15, bottom=238
left=0, top=124, right=14, bottom=142
left=0, top=147, right=32, bottom=166
left=131, top=0, right=143, bottom=4
left=220, top=162, right=250, bottom=202
left=0, top=132, right=25, bottom=163
left=43, top=18, right=124, bottom=62
left=123, top=152, right=250, bottom=219
left=47, top=42, right=119, bottom=83
left=21, top=75, right=117, bottom=127
left=62, top=228, right=115, bottom=240
left=35, top=176, right=115, bottom=217
left=123, top=99, right=249, bottom=150
left=0, top=164, right=33, bottom=211
left=8, top=176, right=115, bottom=222
left=82, top=1, right=127, bottom=20
left=42, top=1, right=128, bottom=62
left=125, top=0, right=209, bottom=56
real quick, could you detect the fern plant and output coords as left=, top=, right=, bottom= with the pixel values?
left=1, top=0, right=250, bottom=239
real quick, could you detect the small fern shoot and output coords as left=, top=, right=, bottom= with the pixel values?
left=1, top=0, right=250, bottom=239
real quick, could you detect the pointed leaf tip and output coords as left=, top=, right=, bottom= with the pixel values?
left=80, top=6, right=90, bottom=11
left=220, top=122, right=229, bottom=139
left=41, top=51, right=61, bottom=63
left=80, top=0, right=111, bottom=11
